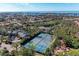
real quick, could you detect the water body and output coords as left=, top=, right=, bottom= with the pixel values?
left=0, top=11, right=79, bottom=17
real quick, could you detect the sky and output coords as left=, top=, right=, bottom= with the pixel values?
left=0, top=3, right=79, bottom=12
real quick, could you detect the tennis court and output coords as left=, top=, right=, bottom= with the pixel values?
left=23, top=33, right=52, bottom=53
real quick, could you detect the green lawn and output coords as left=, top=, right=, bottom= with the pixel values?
left=56, top=49, right=79, bottom=56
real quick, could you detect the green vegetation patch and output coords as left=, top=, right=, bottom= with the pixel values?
left=56, top=49, right=79, bottom=56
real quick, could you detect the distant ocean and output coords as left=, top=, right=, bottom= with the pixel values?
left=0, top=11, right=79, bottom=16
left=23, top=11, right=79, bottom=16
left=21, top=11, right=79, bottom=16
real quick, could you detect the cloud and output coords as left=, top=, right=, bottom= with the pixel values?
left=0, top=3, right=79, bottom=12
left=0, top=4, right=21, bottom=12
left=0, top=3, right=41, bottom=12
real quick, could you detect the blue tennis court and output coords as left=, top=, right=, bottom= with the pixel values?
left=23, top=33, right=52, bottom=53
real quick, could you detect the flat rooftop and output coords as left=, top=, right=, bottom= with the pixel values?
left=23, top=33, right=52, bottom=53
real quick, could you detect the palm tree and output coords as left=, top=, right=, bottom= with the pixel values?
left=12, top=42, right=21, bottom=55
left=0, top=35, right=2, bottom=43
left=18, top=47, right=35, bottom=56
left=13, top=42, right=20, bottom=50
left=10, top=50, right=18, bottom=56
left=1, top=47, right=10, bottom=56
left=0, top=35, right=3, bottom=44
left=45, top=48, right=52, bottom=56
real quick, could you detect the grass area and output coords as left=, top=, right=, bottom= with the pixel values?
left=56, top=49, right=79, bottom=56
